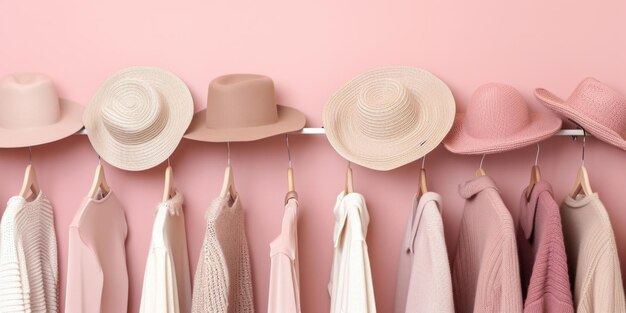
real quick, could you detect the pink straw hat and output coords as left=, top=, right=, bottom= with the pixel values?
left=535, top=78, right=626, bottom=150
left=444, top=83, right=562, bottom=154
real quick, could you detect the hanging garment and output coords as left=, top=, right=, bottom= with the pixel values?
left=139, top=191, right=192, bottom=313
left=328, top=192, right=376, bottom=313
left=191, top=193, right=254, bottom=313
left=517, top=181, right=574, bottom=312
left=560, top=193, right=626, bottom=313
left=452, top=175, right=523, bottom=313
left=394, top=192, right=453, bottom=313
left=0, top=193, right=58, bottom=313
left=267, top=193, right=301, bottom=313
left=64, top=192, right=128, bottom=313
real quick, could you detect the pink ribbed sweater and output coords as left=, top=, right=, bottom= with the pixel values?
left=452, top=176, right=523, bottom=313
left=517, top=181, right=574, bottom=313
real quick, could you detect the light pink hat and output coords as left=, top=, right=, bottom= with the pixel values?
left=535, top=78, right=626, bottom=150
left=444, top=83, right=562, bottom=154
left=0, top=73, right=84, bottom=148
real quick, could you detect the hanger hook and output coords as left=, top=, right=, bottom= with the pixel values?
left=226, top=142, right=231, bottom=166
left=27, top=146, right=32, bottom=164
left=479, top=153, right=486, bottom=170
left=347, top=160, right=352, bottom=170
left=581, top=129, right=586, bottom=166
left=167, top=157, right=171, bottom=167
left=285, top=134, right=292, bottom=168
left=534, top=143, right=540, bottom=166
left=421, top=155, right=426, bottom=170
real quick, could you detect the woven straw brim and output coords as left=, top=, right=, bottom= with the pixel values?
left=443, top=112, right=562, bottom=154
left=323, top=66, right=456, bottom=171
left=535, top=88, right=626, bottom=150
left=84, top=67, right=193, bottom=171
left=183, top=105, right=306, bottom=142
left=0, top=98, right=84, bottom=148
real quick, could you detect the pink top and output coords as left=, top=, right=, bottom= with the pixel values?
left=394, top=192, right=454, bottom=313
left=452, top=176, right=523, bottom=313
left=64, top=191, right=128, bottom=313
left=267, top=195, right=301, bottom=313
left=517, top=181, right=574, bottom=313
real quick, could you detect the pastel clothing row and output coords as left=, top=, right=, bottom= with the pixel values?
left=452, top=175, right=523, bottom=313
left=140, top=191, right=192, bottom=313
left=267, top=194, right=301, bottom=313
left=0, top=193, right=58, bottom=313
left=191, top=193, right=255, bottom=313
left=517, top=181, right=574, bottom=313
left=560, top=193, right=626, bottom=313
left=64, top=191, right=128, bottom=313
left=394, top=192, right=454, bottom=313
left=328, top=192, right=376, bottom=313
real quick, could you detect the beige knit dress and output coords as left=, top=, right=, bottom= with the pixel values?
left=191, top=193, right=254, bottom=313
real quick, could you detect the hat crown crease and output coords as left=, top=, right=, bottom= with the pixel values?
left=570, top=78, right=626, bottom=137
left=0, top=73, right=62, bottom=129
left=356, top=79, right=417, bottom=140
left=465, top=83, right=530, bottom=139
left=102, top=79, right=169, bottom=145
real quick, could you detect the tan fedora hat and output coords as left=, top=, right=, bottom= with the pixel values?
left=184, top=74, right=306, bottom=142
left=84, top=67, right=194, bottom=171
left=323, top=66, right=456, bottom=171
left=0, top=73, right=84, bottom=148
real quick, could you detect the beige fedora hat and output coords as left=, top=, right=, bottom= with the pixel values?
left=84, top=67, right=194, bottom=171
left=184, top=74, right=306, bottom=142
left=0, top=73, right=84, bottom=148
left=323, top=66, right=456, bottom=171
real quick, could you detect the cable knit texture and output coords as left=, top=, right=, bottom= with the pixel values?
left=0, top=193, right=58, bottom=313
left=560, top=193, right=626, bottom=313
left=140, top=191, right=192, bottom=313
left=517, top=181, right=574, bottom=313
left=192, top=193, right=254, bottom=313
left=394, top=192, right=454, bottom=313
left=452, top=176, right=523, bottom=313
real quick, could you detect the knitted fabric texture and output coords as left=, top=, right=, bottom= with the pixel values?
left=192, top=193, right=254, bottom=313
left=517, top=181, right=574, bottom=313
left=0, top=193, right=59, bottom=313
left=560, top=193, right=626, bottom=313
left=452, top=176, right=523, bottom=313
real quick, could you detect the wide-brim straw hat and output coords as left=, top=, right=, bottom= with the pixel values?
left=444, top=83, right=562, bottom=154
left=84, top=66, right=194, bottom=171
left=323, top=66, right=456, bottom=171
left=0, top=73, right=84, bottom=148
left=184, top=74, right=306, bottom=142
left=535, top=77, right=626, bottom=150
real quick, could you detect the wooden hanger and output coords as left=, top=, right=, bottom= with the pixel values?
left=475, top=154, right=486, bottom=177
left=162, top=160, right=175, bottom=202
left=220, top=142, right=237, bottom=200
left=526, top=144, right=542, bottom=200
left=287, top=167, right=295, bottom=193
left=569, top=132, right=593, bottom=198
left=88, top=161, right=111, bottom=199
left=417, top=157, right=428, bottom=197
left=345, top=161, right=354, bottom=194
left=19, top=147, right=40, bottom=198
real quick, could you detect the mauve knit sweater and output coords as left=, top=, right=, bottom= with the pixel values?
left=452, top=176, right=523, bottom=313
left=517, top=181, right=574, bottom=313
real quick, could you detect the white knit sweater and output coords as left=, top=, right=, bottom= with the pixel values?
left=0, top=193, right=58, bottom=313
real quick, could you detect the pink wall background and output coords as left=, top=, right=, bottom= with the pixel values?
left=2, top=0, right=626, bottom=312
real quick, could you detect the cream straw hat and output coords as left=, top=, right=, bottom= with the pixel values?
left=84, top=66, right=194, bottom=171
left=323, top=66, right=456, bottom=171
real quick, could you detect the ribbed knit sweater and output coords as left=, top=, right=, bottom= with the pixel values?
left=517, top=181, right=574, bottom=313
left=560, top=193, right=626, bottom=313
left=0, top=193, right=58, bottom=313
left=452, top=176, right=523, bottom=313
left=192, top=193, right=254, bottom=313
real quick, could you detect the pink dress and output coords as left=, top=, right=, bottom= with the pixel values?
left=64, top=191, right=128, bottom=313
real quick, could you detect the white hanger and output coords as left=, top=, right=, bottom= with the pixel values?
left=88, top=155, right=111, bottom=199
left=526, top=143, right=542, bottom=200
left=417, top=156, right=428, bottom=198
left=219, top=142, right=237, bottom=200
left=345, top=161, right=354, bottom=194
left=162, top=158, right=175, bottom=202
left=19, top=147, right=40, bottom=198
left=569, top=131, right=593, bottom=197
left=476, top=154, right=487, bottom=177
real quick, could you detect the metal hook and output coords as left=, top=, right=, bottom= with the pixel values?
left=167, top=157, right=171, bottom=167
left=285, top=135, right=292, bottom=168
left=534, top=143, right=540, bottom=166
left=581, top=129, right=586, bottom=166
left=28, top=147, right=32, bottom=164
left=98, top=154, right=102, bottom=166
left=479, top=153, right=486, bottom=170
left=347, top=160, right=352, bottom=170
left=226, top=142, right=231, bottom=166
left=421, top=155, right=426, bottom=170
